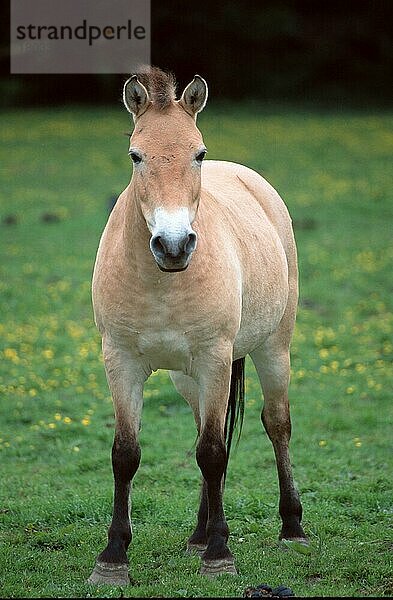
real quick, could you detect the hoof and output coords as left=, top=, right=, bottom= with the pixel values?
left=186, top=541, right=208, bottom=556
left=87, top=561, right=130, bottom=586
left=200, top=557, right=237, bottom=577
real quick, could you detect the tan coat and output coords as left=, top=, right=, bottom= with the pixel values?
left=93, top=158, right=297, bottom=374
left=88, top=70, right=305, bottom=586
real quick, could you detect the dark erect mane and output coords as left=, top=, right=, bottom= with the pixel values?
left=135, top=66, right=177, bottom=109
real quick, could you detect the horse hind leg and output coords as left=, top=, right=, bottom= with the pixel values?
left=171, top=355, right=237, bottom=577
left=251, top=341, right=307, bottom=543
left=169, top=371, right=208, bottom=555
left=194, top=349, right=237, bottom=576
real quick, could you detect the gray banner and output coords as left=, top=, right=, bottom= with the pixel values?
left=11, top=0, right=150, bottom=74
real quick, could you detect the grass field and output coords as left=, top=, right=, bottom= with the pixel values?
left=0, top=102, right=392, bottom=598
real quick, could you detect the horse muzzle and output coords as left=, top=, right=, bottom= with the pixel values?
left=150, top=230, right=197, bottom=272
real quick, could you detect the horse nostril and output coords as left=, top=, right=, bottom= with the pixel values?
left=151, top=231, right=197, bottom=261
left=184, top=232, right=197, bottom=254
left=151, top=235, right=167, bottom=257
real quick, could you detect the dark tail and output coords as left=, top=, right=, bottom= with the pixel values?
left=224, top=357, right=245, bottom=476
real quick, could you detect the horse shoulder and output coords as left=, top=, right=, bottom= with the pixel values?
left=92, top=187, right=132, bottom=333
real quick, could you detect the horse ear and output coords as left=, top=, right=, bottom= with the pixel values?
left=123, top=75, right=150, bottom=120
left=179, top=75, right=208, bottom=117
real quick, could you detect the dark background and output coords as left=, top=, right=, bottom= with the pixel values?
left=1, top=0, right=392, bottom=107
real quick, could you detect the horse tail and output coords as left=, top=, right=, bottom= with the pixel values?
left=224, top=357, right=245, bottom=477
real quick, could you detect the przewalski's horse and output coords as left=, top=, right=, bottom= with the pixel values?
left=89, top=67, right=307, bottom=585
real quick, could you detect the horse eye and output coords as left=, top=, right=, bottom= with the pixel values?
left=195, top=150, right=207, bottom=164
left=128, top=151, right=142, bottom=164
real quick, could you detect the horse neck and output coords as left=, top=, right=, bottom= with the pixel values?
left=122, top=182, right=160, bottom=280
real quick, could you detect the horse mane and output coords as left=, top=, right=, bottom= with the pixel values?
left=135, top=66, right=177, bottom=109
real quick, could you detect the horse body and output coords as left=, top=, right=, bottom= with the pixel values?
left=93, top=160, right=290, bottom=368
left=89, top=68, right=306, bottom=586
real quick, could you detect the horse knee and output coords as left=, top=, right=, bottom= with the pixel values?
left=196, top=431, right=226, bottom=482
left=112, top=434, right=141, bottom=482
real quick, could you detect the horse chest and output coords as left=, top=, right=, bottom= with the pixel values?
left=136, top=328, right=191, bottom=372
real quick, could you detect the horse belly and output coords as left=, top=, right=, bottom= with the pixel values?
left=233, top=296, right=287, bottom=359
left=233, top=247, right=289, bottom=358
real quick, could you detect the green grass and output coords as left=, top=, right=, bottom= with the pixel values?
left=0, top=102, right=392, bottom=598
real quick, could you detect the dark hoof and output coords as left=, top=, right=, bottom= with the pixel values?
left=186, top=541, right=208, bottom=556
left=87, top=561, right=130, bottom=586
left=200, top=557, right=237, bottom=577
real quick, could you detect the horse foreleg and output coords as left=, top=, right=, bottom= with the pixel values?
left=194, top=351, right=237, bottom=576
left=251, top=345, right=307, bottom=543
left=88, top=339, right=147, bottom=586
